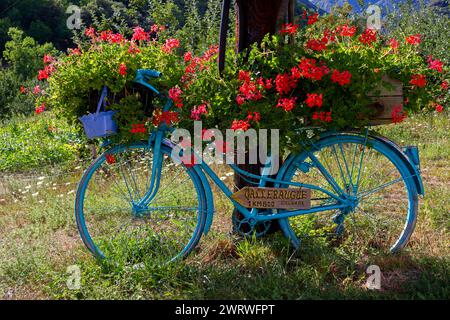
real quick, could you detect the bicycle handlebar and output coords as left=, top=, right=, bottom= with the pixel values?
left=134, top=69, right=162, bottom=95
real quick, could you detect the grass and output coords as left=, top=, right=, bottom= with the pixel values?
left=0, top=112, right=449, bottom=300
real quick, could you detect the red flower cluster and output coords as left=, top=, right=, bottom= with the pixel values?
left=358, top=29, right=377, bottom=45
left=275, top=73, right=296, bottom=95
left=391, top=105, right=407, bottom=123
left=35, top=103, right=45, bottom=114
left=169, top=87, right=183, bottom=108
left=237, top=71, right=271, bottom=104
left=105, top=154, right=116, bottom=164
left=231, top=120, right=251, bottom=131
left=84, top=27, right=125, bottom=44
left=153, top=111, right=179, bottom=126
left=441, top=81, right=449, bottom=91
left=246, top=111, right=261, bottom=122
left=312, top=111, right=332, bottom=122
left=427, top=56, right=443, bottom=73
left=435, top=104, right=443, bottom=113
left=68, top=48, right=81, bottom=56
left=389, top=38, right=399, bottom=50
left=280, top=23, right=299, bottom=35
left=410, top=74, right=427, bottom=88
left=184, top=45, right=218, bottom=76
left=162, top=38, right=180, bottom=53
left=132, top=27, right=149, bottom=41
left=331, top=69, right=352, bottom=86
left=336, top=25, right=356, bottom=37
left=298, top=58, right=329, bottom=81
left=119, top=63, right=127, bottom=76
left=43, top=55, right=54, bottom=64
left=277, top=97, right=297, bottom=112
left=406, top=34, right=421, bottom=45
left=33, top=85, right=41, bottom=95
left=307, top=13, right=319, bottom=25
left=305, top=93, right=323, bottom=108
left=130, top=123, right=147, bottom=134
left=306, top=38, right=328, bottom=52
left=20, top=85, right=27, bottom=94
left=190, top=104, right=208, bottom=120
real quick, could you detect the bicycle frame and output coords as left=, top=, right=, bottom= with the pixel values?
left=126, top=78, right=423, bottom=228
left=136, top=123, right=352, bottom=225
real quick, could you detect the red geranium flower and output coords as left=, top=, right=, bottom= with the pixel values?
left=43, top=55, right=54, bottom=64
left=277, top=97, right=297, bottom=112
left=68, top=48, right=81, bottom=56
left=298, top=58, right=329, bottom=81
left=331, top=70, right=352, bottom=86
left=305, top=93, right=323, bottom=108
left=20, top=85, right=27, bottom=94
left=312, top=111, right=332, bottom=122
left=280, top=23, right=299, bottom=35
left=435, top=104, right=443, bottom=113
left=162, top=38, right=180, bottom=53
left=307, top=13, right=319, bottom=25
left=35, top=103, right=45, bottom=114
left=105, top=154, right=116, bottom=164
left=85, top=27, right=96, bottom=39
left=118, top=63, right=127, bottom=76
left=441, top=81, right=449, bottom=91
left=406, top=34, right=421, bottom=45
left=33, top=85, right=41, bottom=95
left=132, top=27, right=149, bottom=41
left=184, top=51, right=193, bottom=63
left=236, top=95, right=245, bottom=106
left=169, top=87, right=183, bottom=108
left=388, top=38, right=399, bottom=50
left=337, top=24, right=356, bottom=37
left=409, top=74, right=427, bottom=88
left=231, top=120, right=251, bottom=131
left=130, top=123, right=147, bottom=134
left=427, top=56, right=444, bottom=73
left=37, top=69, right=49, bottom=81
left=275, top=73, right=296, bottom=95
left=358, top=28, right=377, bottom=45
left=190, top=104, right=208, bottom=120
left=128, top=42, right=141, bottom=54
left=306, top=38, right=328, bottom=51
left=238, top=70, right=251, bottom=82
left=391, top=105, right=407, bottom=123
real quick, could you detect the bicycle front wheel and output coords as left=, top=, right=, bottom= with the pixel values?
left=75, top=142, right=207, bottom=265
left=277, top=133, right=419, bottom=254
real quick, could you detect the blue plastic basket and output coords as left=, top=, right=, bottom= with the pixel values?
left=79, top=86, right=118, bottom=139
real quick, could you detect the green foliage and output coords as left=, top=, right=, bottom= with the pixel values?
left=385, top=1, right=450, bottom=62
left=0, top=0, right=73, bottom=52
left=0, top=113, right=83, bottom=172
left=0, top=68, right=36, bottom=117
left=3, top=28, right=57, bottom=80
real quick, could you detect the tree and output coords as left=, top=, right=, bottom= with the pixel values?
left=3, top=28, right=56, bottom=80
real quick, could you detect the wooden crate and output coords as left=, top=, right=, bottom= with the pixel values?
left=366, top=75, right=404, bottom=125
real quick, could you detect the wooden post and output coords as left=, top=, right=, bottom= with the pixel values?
left=232, top=0, right=291, bottom=233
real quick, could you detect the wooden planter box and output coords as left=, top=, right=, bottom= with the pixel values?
left=366, top=75, right=404, bottom=125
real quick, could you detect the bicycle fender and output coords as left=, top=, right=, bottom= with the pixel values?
left=321, top=131, right=424, bottom=196
left=370, top=135, right=424, bottom=196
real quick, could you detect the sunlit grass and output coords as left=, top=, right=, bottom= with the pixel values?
left=0, top=112, right=448, bottom=299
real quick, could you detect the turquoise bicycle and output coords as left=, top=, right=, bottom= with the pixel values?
left=75, top=69, right=424, bottom=264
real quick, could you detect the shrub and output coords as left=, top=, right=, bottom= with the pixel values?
left=35, top=13, right=447, bottom=151
left=0, top=113, right=83, bottom=172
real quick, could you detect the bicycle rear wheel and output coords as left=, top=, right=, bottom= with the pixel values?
left=277, top=133, right=419, bottom=254
left=75, top=142, right=207, bottom=265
